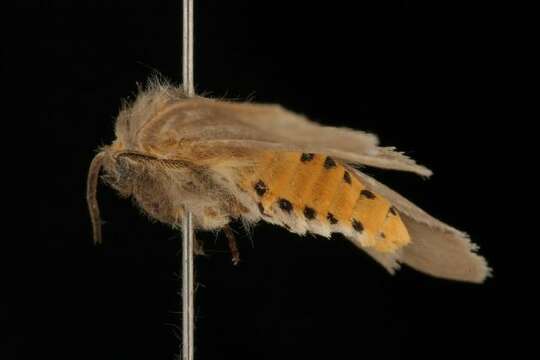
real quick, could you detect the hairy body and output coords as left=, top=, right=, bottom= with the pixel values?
left=88, top=81, right=490, bottom=283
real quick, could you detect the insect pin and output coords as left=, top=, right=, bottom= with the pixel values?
left=87, top=80, right=490, bottom=283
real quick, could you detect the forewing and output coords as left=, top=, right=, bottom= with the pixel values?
left=120, top=87, right=431, bottom=176
left=187, top=100, right=432, bottom=176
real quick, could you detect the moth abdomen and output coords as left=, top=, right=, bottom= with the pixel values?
left=241, top=151, right=410, bottom=252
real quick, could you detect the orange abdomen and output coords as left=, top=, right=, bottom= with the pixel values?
left=240, top=151, right=410, bottom=252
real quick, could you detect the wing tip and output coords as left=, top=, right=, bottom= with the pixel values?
left=400, top=223, right=492, bottom=284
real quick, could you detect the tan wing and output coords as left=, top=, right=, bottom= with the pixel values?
left=351, top=168, right=490, bottom=283
left=114, top=83, right=431, bottom=176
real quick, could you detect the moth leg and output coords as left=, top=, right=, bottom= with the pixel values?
left=194, top=235, right=205, bottom=256
left=223, top=225, right=241, bottom=266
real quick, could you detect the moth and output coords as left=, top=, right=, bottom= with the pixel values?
left=87, top=80, right=490, bottom=283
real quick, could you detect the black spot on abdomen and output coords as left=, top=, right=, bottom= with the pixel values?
left=352, top=219, right=364, bottom=233
left=278, top=198, right=293, bottom=213
left=343, top=171, right=352, bottom=184
left=303, top=206, right=316, bottom=220
left=360, top=189, right=376, bottom=199
left=254, top=180, right=267, bottom=196
left=324, top=156, right=337, bottom=169
left=301, top=153, right=315, bottom=162
left=327, top=212, right=338, bottom=224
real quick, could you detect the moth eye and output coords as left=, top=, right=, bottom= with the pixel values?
left=101, top=170, right=132, bottom=197
left=101, top=173, right=117, bottom=186
left=115, top=156, right=135, bottom=178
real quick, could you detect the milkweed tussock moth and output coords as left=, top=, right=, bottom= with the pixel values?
left=87, top=80, right=491, bottom=283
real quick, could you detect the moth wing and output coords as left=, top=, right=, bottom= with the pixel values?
left=132, top=94, right=431, bottom=176
left=201, top=101, right=432, bottom=176
left=351, top=168, right=490, bottom=283
left=186, top=139, right=432, bottom=177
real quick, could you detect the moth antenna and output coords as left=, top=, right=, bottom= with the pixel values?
left=87, top=151, right=106, bottom=244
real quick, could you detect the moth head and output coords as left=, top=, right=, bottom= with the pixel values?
left=86, top=145, right=144, bottom=244
left=103, top=152, right=139, bottom=197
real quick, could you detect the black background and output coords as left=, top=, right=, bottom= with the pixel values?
left=11, top=1, right=515, bottom=359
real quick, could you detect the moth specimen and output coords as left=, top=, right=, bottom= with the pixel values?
left=87, top=81, right=490, bottom=283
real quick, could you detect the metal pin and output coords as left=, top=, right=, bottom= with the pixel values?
left=181, top=210, right=195, bottom=360
left=183, top=0, right=195, bottom=97
left=181, top=1, right=195, bottom=360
